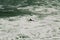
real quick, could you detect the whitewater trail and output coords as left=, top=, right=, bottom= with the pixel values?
left=0, top=7, right=60, bottom=40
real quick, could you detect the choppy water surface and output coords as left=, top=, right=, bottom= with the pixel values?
left=0, top=6, right=60, bottom=40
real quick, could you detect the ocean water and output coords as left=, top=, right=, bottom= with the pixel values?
left=0, top=0, right=60, bottom=40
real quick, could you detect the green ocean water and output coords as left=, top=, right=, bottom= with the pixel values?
left=0, top=0, right=60, bottom=40
left=0, top=0, right=60, bottom=18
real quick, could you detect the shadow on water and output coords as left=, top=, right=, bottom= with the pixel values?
left=0, top=10, right=33, bottom=18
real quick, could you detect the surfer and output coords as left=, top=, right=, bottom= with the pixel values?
left=28, top=18, right=34, bottom=21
